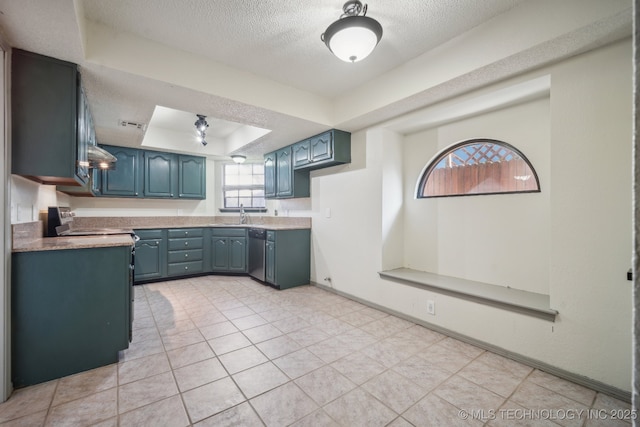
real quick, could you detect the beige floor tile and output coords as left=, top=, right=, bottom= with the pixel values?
left=271, top=316, right=311, bottom=333
left=231, top=313, right=268, bottom=330
left=438, top=337, right=485, bottom=359
left=404, top=393, right=483, bottom=427
left=475, top=351, right=533, bottom=378
left=182, top=377, right=245, bottom=423
left=315, top=318, right=355, bottom=336
left=118, top=353, right=171, bottom=385
left=295, top=365, right=356, bottom=406
left=208, top=332, right=252, bottom=355
left=258, top=308, right=295, bottom=323
left=118, top=372, right=178, bottom=414
left=334, top=328, right=378, bottom=350
left=119, top=337, right=165, bottom=363
left=119, top=395, right=189, bottom=427
left=338, top=311, right=376, bottom=327
left=323, top=388, right=397, bottom=427
left=52, top=365, right=117, bottom=407
left=330, top=352, right=386, bottom=385
left=161, top=328, right=205, bottom=351
left=0, top=409, right=47, bottom=427
left=273, top=348, right=325, bottom=379
left=250, top=382, right=318, bottom=427
left=221, top=306, right=255, bottom=320
left=307, top=336, right=358, bottom=364
left=232, top=361, right=289, bottom=398
left=218, top=346, right=268, bottom=374
left=243, top=324, right=283, bottom=344
left=489, top=400, right=562, bottom=427
left=288, top=326, right=331, bottom=347
left=386, top=417, right=414, bottom=427
left=510, top=382, right=589, bottom=427
left=527, top=370, right=597, bottom=406
left=256, top=335, right=302, bottom=359
left=391, top=354, right=452, bottom=392
left=419, top=342, right=475, bottom=372
left=45, top=388, right=117, bottom=427
left=363, top=370, right=427, bottom=413
left=290, top=409, right=340, bottom=427
left=360, top=340, right=412, bottom=368
left=434, top=375, right=506, bottom=413
left=173, top=357, right=228, bottom=392
left=189, top=311, right=227, bottom=329
left=0, top=381, right=57, bottom=423
left=194, top=402, right=263, bottom=427
left=166, top=341, right=215, bottom=369
left=199, top=321, right=238, bottom=341
left=459, top=359, right=526, bottom=397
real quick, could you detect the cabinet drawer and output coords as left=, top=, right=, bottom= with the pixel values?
left=135, top=229, right=163, bottom=240
left=211, top=228, right=246, bottom=237
left=168, top=228, right=204, bottom=238
left=168, top=249, right=203, bottom=263
left=266, top=230, right=276, bottom=242
left=168, top=261, right=204, bottom=276
left=168, top=237, right=203, bottom=250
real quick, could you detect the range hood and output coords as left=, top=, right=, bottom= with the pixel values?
left=87, top=145, right=117, bottom=169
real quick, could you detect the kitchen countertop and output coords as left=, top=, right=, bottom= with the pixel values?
left=71, top=216, right=312, bottom=231
left=12, top=234, right=135, bottom=253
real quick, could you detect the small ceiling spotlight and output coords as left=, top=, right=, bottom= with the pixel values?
left=194, top=114, right=209, bottom=146
left=321, top=0, right=383, bottom=63
left=231, top=155, right=247, bottom=164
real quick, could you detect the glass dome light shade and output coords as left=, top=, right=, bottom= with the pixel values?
left=323, top=15, right=382, bottom=63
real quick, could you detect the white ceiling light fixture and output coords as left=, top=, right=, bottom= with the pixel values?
left=231, top=155, right=246, bottom=164
left=194, top=114, right=209, bottom=146
left=321, top=0, right=383, bottom=63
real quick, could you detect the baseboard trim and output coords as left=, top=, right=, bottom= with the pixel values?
left=312, top=281, right=631, bottom=404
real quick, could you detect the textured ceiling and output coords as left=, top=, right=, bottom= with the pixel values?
left=81, top=0, right=525, bottom=97
left=0, top=0, right=632, bottom=159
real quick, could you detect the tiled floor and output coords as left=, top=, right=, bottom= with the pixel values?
left=0, top=275, right=632, bottom=426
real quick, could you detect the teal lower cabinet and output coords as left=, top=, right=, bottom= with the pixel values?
left=11, top=245, right=132, bottom=387
left=167, top=228, right=204, bottom=276
left=265, top=229, right=310, bottom=289
left=211, top=228, right=248, bottom=273
left=134, top=229, right=167, bottom=281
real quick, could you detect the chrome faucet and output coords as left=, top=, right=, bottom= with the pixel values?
left=240, top=204, right=247, bottom=224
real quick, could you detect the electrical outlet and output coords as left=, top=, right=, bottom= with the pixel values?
left=427, top=300, right=436, bottom=315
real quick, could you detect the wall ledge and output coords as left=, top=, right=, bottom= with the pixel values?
left=379, top=268, right=557, bottom=322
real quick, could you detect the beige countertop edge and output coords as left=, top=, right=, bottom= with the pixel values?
left=13, top=235, right=135, bottom=253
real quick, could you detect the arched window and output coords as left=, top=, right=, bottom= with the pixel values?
left=417, top=139, right=540, bottom=198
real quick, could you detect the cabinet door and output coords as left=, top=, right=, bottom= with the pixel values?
left=144, top=151, right=178, bottom=198
left=276, top=148, right=293, bottom=198
left=265, top=240, right=276, bottom=284
left=292, top=140, right=310, bottom=168
left=264, top=152, right=276, bottom=198
left=178, top=155, right=206, bottom=199
left=101, top=146, right=143, bottom=197
left=228, top=237, right=247, bottom=272
left=11, top=49, right=81, bottom=185
left=135, top=238, right=165, bottom=281
left=211, top=237, right=229, bottom=271
left=309, top=132, right=333, bottom=163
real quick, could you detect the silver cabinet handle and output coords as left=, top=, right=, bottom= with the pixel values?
left=184, top=254, right=188, bottom=258
left=184, top=266, right=188, bottom=270
left=184, top=242, right=188, bottom=246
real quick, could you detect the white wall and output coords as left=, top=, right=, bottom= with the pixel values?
left=403, top=97, right=551, bottom=294
left=310, top=39, right=632, bottom=392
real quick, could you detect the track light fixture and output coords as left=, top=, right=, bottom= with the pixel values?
left=321, top=0, right=383, bottom=63
left=194, top=114, right=209, bottom=146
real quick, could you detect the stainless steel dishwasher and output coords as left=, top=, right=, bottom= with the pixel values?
left=248, top=228, right=266, bottom=281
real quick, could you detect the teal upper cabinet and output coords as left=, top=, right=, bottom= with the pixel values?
left=292, top=130, right=351, bottom=170
left=276, top=147, right=294, bottom=198
left=264, top=147, right=309, bottom=199
left=95, top=146, right=205, bottom=199
left=144, top=151, right=178, bottom=198
left=178, top=155, right=206, bottom=199
left=264, top=152, right=277, bottom=198
left=11, top=49, right=89, bottom=186
left=100, top=146, right=143, bottom=197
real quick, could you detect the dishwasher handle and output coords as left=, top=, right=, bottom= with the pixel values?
left=248, top=228, right=266, bottom=240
